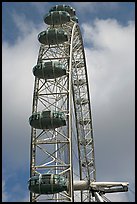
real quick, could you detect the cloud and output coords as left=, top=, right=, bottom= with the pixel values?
left=82, top=19, right=135, bottom=201
left=2, top=179, right=8, bottom=202
left=82, top=19, right=135, bottom=108
left=21, top=195, right=29, bottom=202
left=2, top=13, right=44, bottom=170
left=10, top=183, right=29, bottom=202
left=2, top=178, right=29, bottom=202
left=106, top=192, right=129, bottom=202
left=72, top=2, right=119, bottom=15
left=30, top=2, right=50, bottom=15
left=82, top=18, right=135, bottom=50
left=2, top=8, right=135, bottom=202
left=12, top=12, right=37, bottom=36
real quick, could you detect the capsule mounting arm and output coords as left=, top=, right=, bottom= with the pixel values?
left=90, top=181, right=129, bottom=194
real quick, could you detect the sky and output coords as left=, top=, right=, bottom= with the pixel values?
left=2, top=2, right=135, bottom=202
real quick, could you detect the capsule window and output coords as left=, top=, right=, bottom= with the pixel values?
left=37, top=63, right=42, bottom=69
left=59, top=113, right=64, bottom=119
left=31, top=180, right=35, bottom=185
left=41, top=178, right=50, bottom=184
left=41, top=174, right=51, bottom=184
left=31, top=115, right=34, bottom=120
left=35, top=180, right=39, bottom=185
left=53, top=177, right=59, bottom=184
left=36, top=114, right=40, bottom=119
left=32, top=114, right=36, bottom=120
left=53, top=112, right=59, bottom=118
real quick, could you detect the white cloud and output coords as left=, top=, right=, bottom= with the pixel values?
left=2, top=178, right=29, bottom=202
left=30, top=2, right=50, bottom=15
left=82, top=19, right=135, bottom=109
left=2, top=14, right=44, bottom=169
left=82, top=19, right=135, bottom=51
left=11, top=183, right=29, bottom=202
left=21, top=195, right=29, bottom=202
left=2, top=9, right=135, bottom=202
left=2, top=180, right=8, bottom=202
left=82, top=19, right=135, bottom=201
left=72, top=2, right=119, bottom=14
left=12, top=12, right=37, bottom=36
left=106, top=192, right=129, bottom=202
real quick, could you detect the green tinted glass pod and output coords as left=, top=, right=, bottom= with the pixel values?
left=44, top=11, right=70, bottom=25
left=33, top=61, right=66, bottom=79
left=28, top=174, right=68, bottom=194
left=38, top=28, right=68, bottom=45
left=49, top=5, right=78, bottom=23
left=49, top=5, right=76, bottom=16
left=29, top=111, right=66, bottom=130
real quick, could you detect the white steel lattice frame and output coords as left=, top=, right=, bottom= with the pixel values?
left=30, top=20, right=96, bottom=202
left=71, top=24, right=96, bottom=202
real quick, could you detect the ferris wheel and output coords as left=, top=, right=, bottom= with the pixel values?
left=28, top=5, right=128, bottom=202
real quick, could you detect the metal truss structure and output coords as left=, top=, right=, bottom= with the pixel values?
left=29, top=5, right=128, bottom=202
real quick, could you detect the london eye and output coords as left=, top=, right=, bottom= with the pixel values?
left=28, top=5, right=128, bottom=202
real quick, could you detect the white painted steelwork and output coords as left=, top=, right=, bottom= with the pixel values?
left=29, top=5, right=128, bottom=202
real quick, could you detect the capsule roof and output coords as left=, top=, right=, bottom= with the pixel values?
left=43, top=11, right=71, bottom=25
left=49, top=4, right=76, bottom=16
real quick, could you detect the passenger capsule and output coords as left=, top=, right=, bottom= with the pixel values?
left=33, top=61, right=66, bottom=79
left=49, top=5, right=76, bottom=16
left=38, top=28, right=68, bottom=45
left=44, top=11, right=70, bottom=25
left=29, top=111, right=66, bottom=130
left=28, top=174, right=68, bottom=194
